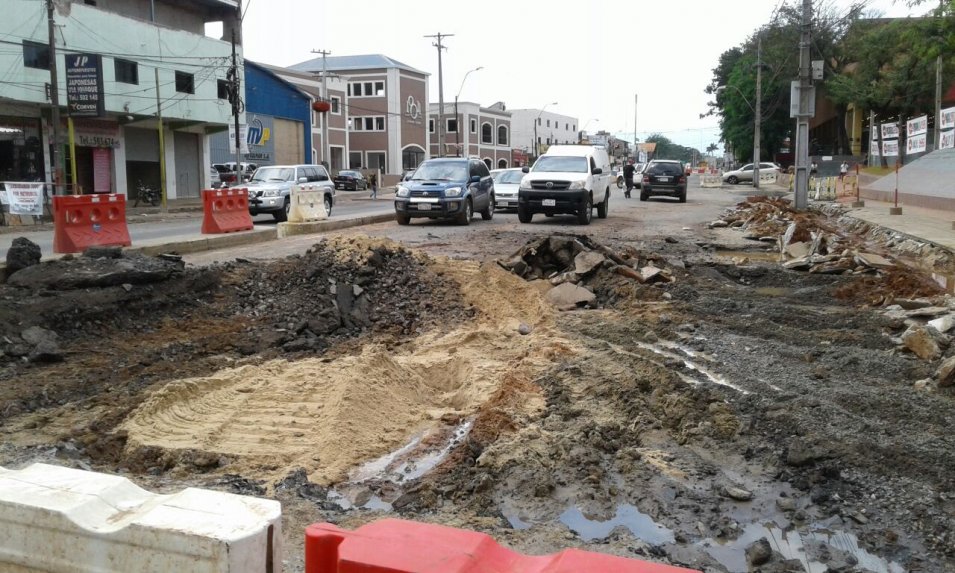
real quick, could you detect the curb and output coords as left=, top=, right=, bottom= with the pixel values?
left=277, top=213, right=394, bottom=238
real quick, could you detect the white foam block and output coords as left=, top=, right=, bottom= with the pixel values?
left=0, top=463, right=281, bottom=572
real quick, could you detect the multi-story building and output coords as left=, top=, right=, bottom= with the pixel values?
left=288, top=54, right=429, bottom=174
left=429, top=101, right=513, bottom=168
left=0, top=0, right=241, bottom=199
left=509, top=108, right=579, bottom=158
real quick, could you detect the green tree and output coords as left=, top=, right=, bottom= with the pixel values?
left=645, top=134, right=697, bottom=163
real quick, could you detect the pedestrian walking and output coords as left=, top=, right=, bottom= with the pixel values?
left=622, top=160, right=637, bottom=199
left=839, top=160, right=849, bottom=181
left=369, top=172, right=378, bottom=199
left=810, top=161, right=818, bottom=178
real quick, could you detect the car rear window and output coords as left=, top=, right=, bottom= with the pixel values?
left=493, top=170, right=524, bottom=184
left=647, top=163, right=683, bottom=176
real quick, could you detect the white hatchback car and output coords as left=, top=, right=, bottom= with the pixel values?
left=490, top=168, right=524, bottom=210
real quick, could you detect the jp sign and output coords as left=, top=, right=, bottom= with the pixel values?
left=66, top=53, right=104, bottom=117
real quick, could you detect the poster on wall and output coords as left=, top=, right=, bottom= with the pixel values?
left=940, top=106, right=955, bottom=131
left=3, top=182, right=44, bottom=216
left=227, top=124, right=250, bottom=154
left=906, top=115, right=928, bottom=137
left=92, top=148, right=111, bottom=193
left=882, top=139, right=899, bottom=156
left=870, top=141, right=880, bottom=156
left=940, top=130, right=955, bottom=150
left=906, top=132, right=928, bottom=155
left=881, top=122, right=900, bottom=140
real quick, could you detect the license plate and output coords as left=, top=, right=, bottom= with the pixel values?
left=499, top=201, right=511, bottom=207
left=658, top=177, right=670, bottom=182
left=417, top=204, right=432, bottom=211
left=542, top=199, right=556, bottom=207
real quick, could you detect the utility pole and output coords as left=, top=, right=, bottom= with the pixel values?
left=753, top=34, right=762, bottom=190
left=633, top=93, right=638, bottom=159
left=155, top=68, right=167, bottom=209
left=46, top=0, right=64, bottom=195
left=229, top=26, right=242, bottom=186
left=935, top=54, right=943, bottom=151
left=424, top=33, right=452, bottom=157
left=312, top=49, right=331, bottom=168
left=793, top=0, right=813, bottom=210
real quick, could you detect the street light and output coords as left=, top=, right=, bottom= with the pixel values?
left=534, top=102, right=558, bottom=159
left=454, top=66, right=483, bottom=157
left=580, top=118, right=598, bottom=142
left=716, top=34, right=763, bottom=189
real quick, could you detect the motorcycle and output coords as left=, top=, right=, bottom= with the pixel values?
left=134, top=181, right=161, bottom=207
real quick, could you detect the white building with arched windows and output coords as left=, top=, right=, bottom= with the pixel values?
left=429, top=101, right=512, bottom=169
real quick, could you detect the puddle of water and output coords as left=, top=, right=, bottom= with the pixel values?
left=626, top=341, right=749, bottom=394
left=702, top=522, right=905, bottom=573
left=560, top=505, right=675, bottom=545
left=326, top=489, right=394, bottom=512
left=503, top=511, right=533, bottom=530
left=350, top=420, right=473, bottom=483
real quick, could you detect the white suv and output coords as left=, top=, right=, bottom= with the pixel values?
left=245, top=164, right=335, bottom=221
left=517, top=145, right=613, bottom=225
left=722, top=162, right=781, bottom=184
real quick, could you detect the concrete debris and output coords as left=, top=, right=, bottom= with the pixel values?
left=5, top=237, right=42, bottom=274
left=904, top=306, right=950, bottom=319
left=786, top=241, right=810, bottom=260
left=746, top=538, right=774, bottom=566
left=573, top=251, right=606, bottom=275
left=935, top=356, right=955, bottom=387
left=928, top=315, right=955, bottom=334
left=855, top=252, right=895, bottom=270
left=722, top=485, right=755, bottom=501
left=708, top=220, right=730, bottom=228
left=902, top=326, right=942, bottom=360
left=640, top=266, right=663, bottom=283
left=545, top=282, right=596, bottom=308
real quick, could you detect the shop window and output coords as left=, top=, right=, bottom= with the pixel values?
left=115, top=59, right=138, bottom=85
left=175, top=71, right=194, bottom=94
left=22, top=41, right=49, bottom=70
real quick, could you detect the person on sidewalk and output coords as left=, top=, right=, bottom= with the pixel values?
left=622, top=160, right=637, bottom=199
left=839, top=161, right=849, bottom=181
left=369, top=173, right=378, bottom=200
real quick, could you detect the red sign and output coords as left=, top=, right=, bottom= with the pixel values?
left=512, top=149, right=528, bottom=166
left=92, top=148, right=111, bottom=193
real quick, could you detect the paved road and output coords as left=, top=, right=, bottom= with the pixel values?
left=184, top=175, right=749, bottom=266
left=0, top=198, right=394, bottom=261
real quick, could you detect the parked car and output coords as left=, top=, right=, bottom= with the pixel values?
left=245, top=164, right=335, bottom=222
left=210, top=166, right=222, bottom=188
left=611, top=168, right=624, bottom=189
left=633, top=163, right=647, bottom=189
left=394, top=157, right=495, bottom=226
left=517, top=144, right=612, bottom=225
left=333, top=170, right=369, bottom=191
left=490, top=168, right=524, bottom=210
left=214, top=162, right=258, bottom=187
left=722, top=162, right=781, bottom=185
left=640, top=159, right=687, bottom=202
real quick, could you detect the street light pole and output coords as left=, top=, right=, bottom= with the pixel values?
left=425, top=33, right=453, bottom=157
left=534, top=102, right=557, bottom=159
left=454, top=66, right=482, bottom=157
left=753, top=34, right=762, bottom=190
left=793, top=0, right=813, bottom=210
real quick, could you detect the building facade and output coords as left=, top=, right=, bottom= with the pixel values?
left=508, top=108, right=579, bottom=158
left=429, top=101, right=513, bottom=168
left=289, top=54, right=429, bottom=175
left=0, top=0, right=241, bottom=199
left=210, top=61, right=311, bottom=168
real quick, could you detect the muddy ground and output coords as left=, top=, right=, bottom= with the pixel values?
left=1, top=200, right=953, bottom=573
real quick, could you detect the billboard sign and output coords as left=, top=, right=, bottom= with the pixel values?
left=65, top=53, right=105, bottom=117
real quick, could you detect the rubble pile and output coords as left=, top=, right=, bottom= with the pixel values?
left=708, top=196, right=828, bottom=242
left=878, top=295, right=955, bottom=389
left=498, top=235, right=676, bottom=309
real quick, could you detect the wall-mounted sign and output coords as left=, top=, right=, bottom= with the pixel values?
left=66, top=53, right=104, bottom=118
left=3, top=182, right=44, bottom=216
left=881, top=122, right=899, bottom=140
left=406, top=96, right=422, bottom=123
left=940, top=130, right=955, bottom=150
left=882, top=139, right=899, bottom=157
left=906, top=115, right=927, bottom=137
left=940, top=106, right=955, bottom=131
left=906, top=132, right=927, bottom=155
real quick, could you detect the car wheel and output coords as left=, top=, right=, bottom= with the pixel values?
left=517, top=205, right=533, bottom=223
left=480, top=195, right=495, bottom=220
left=456, top=198, right=472, bottom=225
left=679, top=190, right=687, bottom=203
left=274, top=198, right=290, bottom=222
left=616, top=177, right=624, bottom=189
left=324, top=194, right=333, bottom=216
left=727, top=176, right=739, bottom=185
left=640, top=191, right=648, bottom=201
left=396, top=213, right=410, bottom=225
left=597, top=190, right=609, bottom=219
left=577, top=195, right=593, bottom=225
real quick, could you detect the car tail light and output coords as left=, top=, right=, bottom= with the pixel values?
left=678, top=176, right=686, bottom=184
left=642, top=175, right=649, bottom=183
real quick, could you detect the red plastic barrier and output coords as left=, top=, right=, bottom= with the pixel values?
left=201, top=188, right=253, bottom=234
left=305, top=519, right=700, bottom=573
left=52, top=194, right=131, bottom=254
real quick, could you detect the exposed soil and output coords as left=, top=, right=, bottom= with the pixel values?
left=1, top=201, right=953, bottom=573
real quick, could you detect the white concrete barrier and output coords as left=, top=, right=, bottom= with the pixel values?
left=701, top=174, right=723, bottom=188
left=0, top=463, right=281, bottom=573
left=759, top=171, right=779, bottom=184
left=288, top=184, right=329, bottom=223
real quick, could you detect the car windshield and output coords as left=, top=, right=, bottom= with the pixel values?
left=493, top=170, right=524, bottom=184
left=411, top=161, right=468, bottom=181
left=339, top=171, right=359, bottom=177
left=250, top=167, right=294, bottom=182
left=532, top=156, right=589, bottom=173
left=647, top=162, right=683, bottom=176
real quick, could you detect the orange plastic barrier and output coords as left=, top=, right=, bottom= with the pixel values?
left=52, top=194, right=131, bottom=254
left=201, top=188, right=253, bottom=234
left=305, top=519, right=699, bottom=573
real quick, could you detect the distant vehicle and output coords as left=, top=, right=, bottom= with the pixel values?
left=722, top=162, right=781, bottom=185
left=210, top=166, right=222, bottom=189
left=333, top=170, right=369, bottom=191
left=214, top=162, right=258, bottom=186
left=640, top=159, right=687, bottom=203
left=245, top=164, right=335, bottom=222
left=517, top=144, right=612, bottom=225
left=490, top=168, right=524, bottom=210
left=394, top=157, right=495, bottom=226
left=633, top=163, right=647, bottom=189
left=611, top=168, right=624, bottom=189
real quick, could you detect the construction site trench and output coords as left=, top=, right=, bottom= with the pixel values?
left=0, top=198, right=953, bottom=573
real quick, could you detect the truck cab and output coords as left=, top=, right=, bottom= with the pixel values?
left=517, top=145, right=612, bottom=225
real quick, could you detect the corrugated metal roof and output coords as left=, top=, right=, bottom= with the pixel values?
left=289, top=54, right=427, bottom=76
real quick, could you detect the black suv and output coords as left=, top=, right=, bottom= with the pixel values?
left=640, top=160, right=687, bottom=202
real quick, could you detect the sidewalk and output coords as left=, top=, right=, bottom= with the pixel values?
left=836, top=196, right=955, bottom=251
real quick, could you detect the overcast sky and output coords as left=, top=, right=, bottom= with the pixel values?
left=240, top=0, right=925, bottom=151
